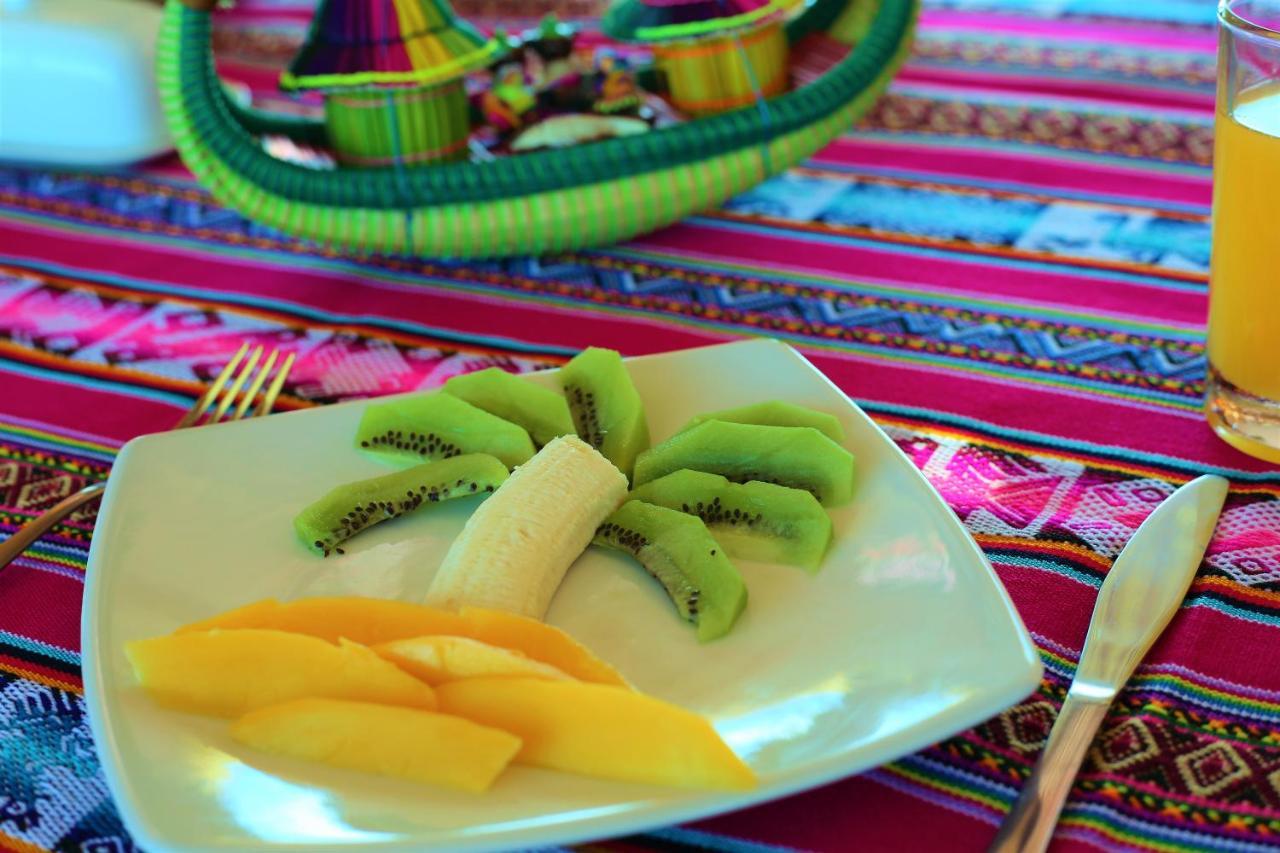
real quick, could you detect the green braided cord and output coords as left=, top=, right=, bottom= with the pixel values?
left=156, top=0, right=914, bottom=257
left=382, top=89, right=417, bottom=256
left=730, top=24, right=776, bottom=175
left=159, top=0, right=911, bottom=211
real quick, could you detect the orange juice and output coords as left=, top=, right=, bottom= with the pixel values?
left=1207, top=85, right=1280, bottom=401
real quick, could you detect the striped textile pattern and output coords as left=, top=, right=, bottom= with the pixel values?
left=1, top=1, right=1278, bottom=852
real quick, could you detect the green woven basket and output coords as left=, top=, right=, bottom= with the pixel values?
left=157, top=0, right=917, bottom=258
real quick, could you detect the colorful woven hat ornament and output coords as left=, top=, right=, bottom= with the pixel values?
left=281, top=0, right=504, bottom=166
left=603, top=0, right=797, bottom=116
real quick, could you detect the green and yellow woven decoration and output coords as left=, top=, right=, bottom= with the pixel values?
left=156, top=0, right=917, bottom=257
left=603, top=0, right=797, bottom=116
left=652, top=22, right=789, bottom=115
left=282, top=0, right=501, bottom=166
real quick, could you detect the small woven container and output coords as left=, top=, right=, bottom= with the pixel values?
left=603, top=0, right=796, bottom=117
left=654, top=19, right=789, bottom=116
left=324, top=82, right=470, bottom=166
left=281, top=0, right=501, bottom=169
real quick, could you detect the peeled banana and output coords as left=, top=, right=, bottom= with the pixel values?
left=425, top=435, right=628, bottom=619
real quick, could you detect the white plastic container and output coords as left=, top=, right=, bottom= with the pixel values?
left=0, top=0, right=172, bottom=166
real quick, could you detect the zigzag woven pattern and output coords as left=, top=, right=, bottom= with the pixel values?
left=2, top=0, right=1279, bottom=851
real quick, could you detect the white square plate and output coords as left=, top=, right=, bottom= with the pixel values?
left=83, top=339, right=1041, bottom=852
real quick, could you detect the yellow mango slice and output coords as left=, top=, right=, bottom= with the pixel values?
left=125, top=629, right=436, bottom=717
left=436, top=678, right=756, bottom=791
left=375, top=635, right=573, bottom=684
left=176, top=597, right=629, bottom=687
left=456, top=607, right=627, bottom=687
left=231, top=698, right=520, bottom=793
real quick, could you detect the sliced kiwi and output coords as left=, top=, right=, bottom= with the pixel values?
left=560, top=347, right=649, bottom=481
left=355, top=392, right=535, bottom=468
left=294, top=454, right=509, bottom=556
left=679, top=401, right=844, bottom=443
left=633, top=421, right=854, bottom=506
left=443, top=367, right=574, bottom=447
left=593, top=500, right=746, bottom=642
left=629, top=469, right=832, bottom=571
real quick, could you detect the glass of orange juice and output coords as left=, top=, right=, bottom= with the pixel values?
left=1206, top=0, right=1280, bottom=463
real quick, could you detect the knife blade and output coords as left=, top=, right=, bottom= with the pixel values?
left=989, top=474, right=1229, bottom=853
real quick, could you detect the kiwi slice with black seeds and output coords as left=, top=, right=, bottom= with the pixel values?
left=593, top=500, right=746, bottom=642
left=355, top=392, right=535, bottom=468
left=443, top=367, right=574, bottom=446
left=633, top=421, right=855, bottom=506
left=629, top=469, right=832, bottom=571
left=678, top=400, right=844, bottom=443
left=294, top=454, right=508, bottom=556
left=560, top=347, right=649, bottom=481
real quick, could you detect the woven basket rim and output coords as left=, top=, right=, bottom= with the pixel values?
left=163, top=0, right=913, bottom=210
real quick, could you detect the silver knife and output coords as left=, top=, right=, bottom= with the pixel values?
left=989, top=474, right=1229, bottom=853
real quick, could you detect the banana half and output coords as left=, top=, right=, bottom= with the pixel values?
left=425, top=435, right=629, bottom=620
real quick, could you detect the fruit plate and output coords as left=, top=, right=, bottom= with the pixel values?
left=82, top=338, right=1042, bottom=852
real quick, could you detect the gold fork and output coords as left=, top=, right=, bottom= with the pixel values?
left=0, top=343, right=295, bottom=571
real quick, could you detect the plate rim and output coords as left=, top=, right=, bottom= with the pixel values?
left=81, top=338, right=1042, bottom=852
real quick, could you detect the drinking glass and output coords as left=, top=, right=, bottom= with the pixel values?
left=1206, top=0, right=1280, bottom=462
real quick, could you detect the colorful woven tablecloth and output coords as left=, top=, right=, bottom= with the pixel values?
left=3, top=0, right=1279, bottom=850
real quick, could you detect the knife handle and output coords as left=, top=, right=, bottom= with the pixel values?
left=988, top=694, right=1112, bottom=853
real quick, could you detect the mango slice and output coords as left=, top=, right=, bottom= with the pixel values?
left=126, top=629, right=436, bottom=717
left=375, top=636, right=573, bottom=684
left=175, top=597, right=629, bottom=688
left=231, top=698, right=520, bottom=792
left=456, top=607, right=627, bottom=688
left=436, top=678, right=756, bottom=791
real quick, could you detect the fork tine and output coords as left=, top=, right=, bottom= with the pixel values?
left=232, top=349, right=279, bottom=421
left=174, top=342, right=249, bottom=429
left=210, top=346, right=262, bottom=424
left=255, top=352, right=295, bottom=417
